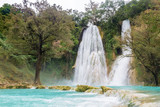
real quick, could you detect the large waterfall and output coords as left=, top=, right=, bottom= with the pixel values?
left=74, top=25, right=108, bottom=85
left=109, top=20, right=132, bottom=86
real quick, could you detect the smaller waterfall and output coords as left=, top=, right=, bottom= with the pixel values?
left=74, top=25, right=108, bottom=85
left=109, top=20, right=131, bottom=86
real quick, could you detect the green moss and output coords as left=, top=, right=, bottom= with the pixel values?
left=15, top=85, right=29, bottom=89
left=85, top=89, right=103, bottom=94
left=85, top=89, right=92, bottom=93
left=6, top=86, right=15, bottom=89
left=0, top=61, right=34, bottom=85
left=36, top=85, right=46, bottom=89
left=128, top=101, right=136, bottom=107
left=75, top=85, right=99, bottom=92
left=101, top=86, right=112, bottom=93
left=48, top=86, right=71, bottom=90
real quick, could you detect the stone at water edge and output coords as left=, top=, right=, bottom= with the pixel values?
left=101, top=86, right=113, bottom=93
left=85, top=89, right=103, bottom=94
left=75, top=85, right=99, bottom=92
left=2, top=84, right=32, bottom=89
left=48, top=86, right=71, bottom=90
left=36, top=85, right=46, bottom=89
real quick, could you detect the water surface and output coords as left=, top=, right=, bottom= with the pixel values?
left=0, top=89, right=122, bottom=107
left=0, top=86, right=160, bottom=107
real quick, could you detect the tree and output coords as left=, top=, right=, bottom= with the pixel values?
left=7, top=0, right=74, bottom=85
left=0, top=4, right=12, bottom=39
left=130, top=9, right=160, bottom=86
left=0, top=4, right=11, bottom=15
left=84, top=0, right=100, bottom=24
left=100, top=0, right=125, bottom=23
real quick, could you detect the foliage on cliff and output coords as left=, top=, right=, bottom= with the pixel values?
left=130, top=1, right=160, bottom=86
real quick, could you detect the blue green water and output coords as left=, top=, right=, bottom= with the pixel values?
left=109, top=86, right=160, bottom=95
left=0, top=89, right=122, bottom=107
left=0, top=86, right=160, bottom=107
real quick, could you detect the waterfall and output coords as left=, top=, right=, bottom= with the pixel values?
left=74, top=25, right=108, bottom=85
left=109, top=20, right=132, bottom=86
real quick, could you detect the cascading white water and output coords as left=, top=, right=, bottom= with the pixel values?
left=74, top=25, right=108, bottom=85
left=109, top=20, right=131, bottom=86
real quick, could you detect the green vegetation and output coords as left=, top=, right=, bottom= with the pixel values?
left=130, top=6, right=160, bottom=85
left=100, top=0, right=152, bottom=66
left=0, top=1, right=77, bottom=85
left=7, top=0, right=75, bottom=85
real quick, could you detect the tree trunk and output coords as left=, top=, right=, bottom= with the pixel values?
left=154, top=74, right=159, bottom=86
left=34, top=55, right=42, bottom=85
left=151, top=71, right=159, bottom=86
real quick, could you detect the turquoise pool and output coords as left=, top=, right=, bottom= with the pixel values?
left=0, top=86, right=160, bottom=107
left=0, top=89, right=122, bottom=107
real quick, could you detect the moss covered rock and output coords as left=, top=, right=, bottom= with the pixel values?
left=48, top=86, right=71, bottom=90
left=70, top=87, right=76, bottom=90
left=36, top=85, right=46, bottom=89
left=6, top=85, right=15, bottom=89
left=101, top=86, right=112, bottom=93
left=75, top=85, right=99, bottom=92
left=2, top=83, right=32, bottom=89
left=85, top=89, right=103, bottom=94
left=85, top=89, right=93, bottom=93
left=15, top=85, right=30, bottom=89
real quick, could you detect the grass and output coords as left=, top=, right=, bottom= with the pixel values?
left=0, top=61, right=34, bottom=84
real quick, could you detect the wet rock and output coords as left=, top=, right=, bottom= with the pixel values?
left=6, top=85, right=16, bottom=89
left=70, top=87, right=76, bottom=91
left=36, top=85, right=46, bottom=89
left=5, top=84, right=32, bottom=89
left=15, top=85, right=30, bottom=89
left=85, top=89, right=103, bottom=94
left=48, top=86, right=71, bottom=90
left=75, top=85, right=99, bottom=92
left=101, top=86, right=113, bottom=93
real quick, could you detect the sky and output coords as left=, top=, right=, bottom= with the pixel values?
left=0, top=0, right=105, bottom=12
